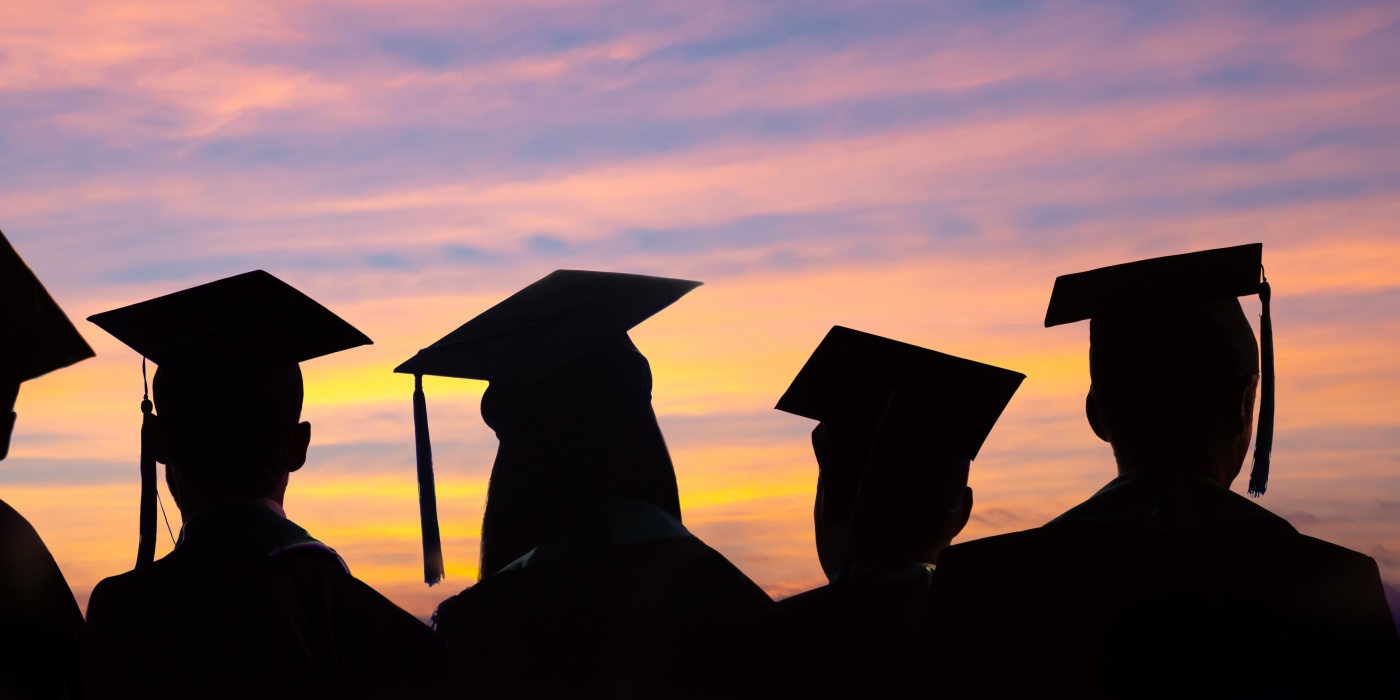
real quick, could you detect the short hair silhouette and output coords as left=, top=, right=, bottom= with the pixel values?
left=82, top=270, right=444, bottom=700
left=152, top=364, right=304, bottom=499
left=1090, top=301, right=1258, bottom=465
left=925, top=243, right=1398, bottom=697
left=88, top=270, right=371, bottom=566
left=1045, top=242, right=1273, bottom=493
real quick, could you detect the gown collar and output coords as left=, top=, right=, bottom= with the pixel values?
left=1049, top=468, right=1292, bottom=532
left=174, top=499, right=346, bottom=570
left=499, top=498, right=693, bottom=573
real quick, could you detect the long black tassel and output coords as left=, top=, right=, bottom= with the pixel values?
left=136, top=360, right=157, bottom=568
left=414, top=374, right=445, bottom=585
left=1248, top=275, right=1274, bottom=497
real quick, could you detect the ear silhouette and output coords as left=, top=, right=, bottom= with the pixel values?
left=287, top=421, right=311, bottom=473
left=951, top=486, right=974, bottom=540
left=1086, top=387, right=1111, bottom=443
left=0, top=382, right=17, bottom=461
left=0, top=411, right=15, bottom=461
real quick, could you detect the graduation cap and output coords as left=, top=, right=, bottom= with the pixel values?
left=88, top=270, right=372, bottom=569
left=1, top=230, right=96, bottom=459
left=777, top=326, right=1024, bottom=581
left=394, top=270, right=702, bottom=585
left=776, top=326, right=1025, bottom=461
left=1044, top=243, right=1273, bottom=496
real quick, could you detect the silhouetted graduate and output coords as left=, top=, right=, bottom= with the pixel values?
left=81, top=271, right=446, bottom=700
left=0, top=230, right=94, bottom=700
left=925, top=244, right=1400, bottom=697
left=402, top=270, right=773, bottom=699
left=738, top=326, right=1023, bottom=699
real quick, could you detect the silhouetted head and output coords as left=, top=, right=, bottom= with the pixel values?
left=0, top=380, right=18, bottom=461
left=153, top=364, right=312, bottom=511
left=1045, top=243, right=1271, bottom=491
left=812, top=412, right=974, bottom=581
left=775, top=326, right=1022, bottom=581
left=1086, top=300, right=1259, bottom=484
left=86, top=269, right=370, bottom=568
left=477, top=334, right=680, bottom=577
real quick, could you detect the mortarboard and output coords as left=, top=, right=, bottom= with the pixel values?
left=1, top=230, right=96, bottom=460
left=394, top=270, right=702, bottom=585
left=776, top=326, right=1024, bottom=582
left=775, top=326, right=1025, bottom=461
left=89, top=270, right=372, bottom=569
left=1044, top=243, right=1273, bottom=496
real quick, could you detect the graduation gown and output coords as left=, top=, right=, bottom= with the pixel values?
left=82, top=500, right=446, bottom=700
left=924, top=470, right=1400, bottom=698
left=0, top=499, right=82, bottom=700
left=736, top=563, right=934, bottom=700
left=432, top=498, right=774, bottom=699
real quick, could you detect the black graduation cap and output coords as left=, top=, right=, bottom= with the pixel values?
left=776, top=326, right=1025, bottom=461
left=88, top=270, right=372, bottom=569
left=1, top=230, right=96, bottom=461
left=394, top=270, right=702, bottom=585
left=0, top=231, right=95, bottom=385
left=1044, top=243, right=1273, bottom=496
left=777, top=326, right=1023, bottom=582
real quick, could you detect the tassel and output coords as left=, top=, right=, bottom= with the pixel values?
left=414, top=374, right=445, bottom=585
left=1248, top=273, right=1274, bottom=497
left=136, top=359, right=158, bottom=568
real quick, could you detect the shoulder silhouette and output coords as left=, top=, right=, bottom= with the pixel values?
left=402, top=270, right=773, bottom=699
left=82, top=270, right=445, bottom=699
left=926, top=244, right=1400, bottom=697
left=0, top=230, right=94, bottom=700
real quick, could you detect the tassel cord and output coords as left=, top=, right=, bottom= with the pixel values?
left=136, top=358, right=158, bottom=568
left=1248, top=273, right=1274, bottom=497
left=414, top=375, right=445, bottom=585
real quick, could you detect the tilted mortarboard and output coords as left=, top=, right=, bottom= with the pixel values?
left=394, top=270, right=702, bottom=585
left=0, top=230, right=96, bottom=459
left=1044, top=243, right=1273, bottom=496
left=776, top=325, right=1025, bottom=461
left=88, top=270, right=372, bottom=569
left=777, top=326, right=1024, bottom=580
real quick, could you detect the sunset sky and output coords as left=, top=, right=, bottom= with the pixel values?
left=3, top=0, right=1399, bottom=620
